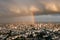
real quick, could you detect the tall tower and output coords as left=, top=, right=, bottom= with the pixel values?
left=29, top=6, right=39, bottom=24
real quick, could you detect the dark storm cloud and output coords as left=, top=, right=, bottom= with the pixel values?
left=0, top=0, right=60, bottom=23
left=0, top=0, right=60, bottom=17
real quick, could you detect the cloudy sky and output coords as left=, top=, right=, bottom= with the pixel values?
left=0, top=0, right=60, bottom=23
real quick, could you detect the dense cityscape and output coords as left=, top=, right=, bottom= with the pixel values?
left=0, top=23, right=60, bottom=40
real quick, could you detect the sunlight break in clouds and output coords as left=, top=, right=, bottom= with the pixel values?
left=29, top=6, right=40, bottom=12
left=43, top=3, right=58, bottom=12
left=9, top=5, right=21, bottom=14
left=9, top=5, right=40, bottom=13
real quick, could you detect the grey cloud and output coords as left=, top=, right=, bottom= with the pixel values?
left=0, top=0, right=60, bottom=17
left=0, top=0, right=60, bottom=23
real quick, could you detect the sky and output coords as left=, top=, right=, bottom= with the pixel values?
left=0, top=0, right=60, bottom=23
